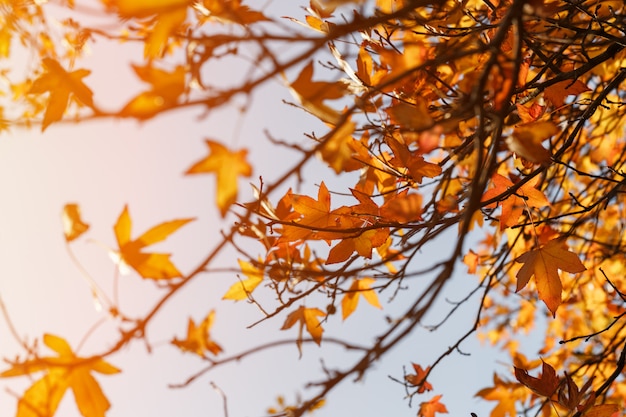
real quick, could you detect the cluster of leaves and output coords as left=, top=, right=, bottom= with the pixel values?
left=2, top=0, right=626, bottom=417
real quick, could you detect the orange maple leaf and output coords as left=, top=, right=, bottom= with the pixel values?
left=515, top=239, right=586, bottom=316
left=222, top=259, right=264, bottom=301
left=186, top=139, right=252, bottom=217
left=62, top=203, right=89, bottom=242
left=506, top=121, right=559, bottom=165
left=0, top=334, right=120, bottom=417
left=28, top=58, right=94, bottom=131
left=287, top=60, right=348, bottom=124
left=281, top=182, right=355, bottom=241
left=387, top=138, right=442, bottom=184
left=481, top=174, right=549, bottom=230
left=171, top=311, right=223, bottom=357
left=114, top=205, right=195, bottom=279
left=280, top=306, right=325, bottom=355
left=405, top=363, right=433, bottom=394
left=106, top=0, right=190, bottom=58
left=121, top=64, right=186, bottom=119
left=340, top=278, right=382, bottom=320
left=418, top=395, right=448, bottom=417
left=544, top=78, right=590, bottom=108
left=326, top=228, right=390, bottom=264
left=514, top=361, right=559, bottom=398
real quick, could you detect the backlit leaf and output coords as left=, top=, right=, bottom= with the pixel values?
left=63, top=203, right=89, bottom=242
left=114, top=205, right=195, bottom=279
left=281, top=306, right=325, bottom=355
left=28, top=58, right=93, bottom=131
left=0, top=334, right=120, bottom=417
left=171, top=311, right=223, bottom=357
left=341, top=278, right=382, bottom=320
left=186, top=139, right=252, bottom=217
left=223, top=259, right=264, bottom=301
left=515, top=239, right=586, bottom=316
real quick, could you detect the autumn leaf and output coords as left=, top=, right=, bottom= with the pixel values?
left=0, top=334, right=120, bottom=417
left=326, top=228, right=390, bottom=264
left=63, top=203, right=89, bottom=242
left=105, top=0, right=190, bottom=57
left=418, top=395, right=448, bottom=417
left=185, top=139, right=252, bottom=217
left=223, top=258, right=264, bottom=301
left=201, top=0, right=270, bottom=25
left=514, top=361, right=559, bottom=398
left=387, top=137, right=442, bottom=184
left=475, top=373, right=529, bottom=417
left=280, top=306, right=325, bottom=355
left=281, top=182, right=353, bottom=241
left=506, top=121, right=559, bottom=164
left=544, top=78, right=590, bottom=108
left=287, top=60, right=348, bottom=124
left=515, top=239, right=586, bottom=316
left=405, top=363, right=433, bottom=394
left=481, top=174, right=549, bottom=230
left=28, top=58, right=94, bottom=131
left=171, top=311, right=223, bottom=357
left=114, top=205, right=195, bottom=279
left=120, top=64, right=186, bottom=119
left=341, top=278, right=382, bottom=320
left=385, top=99, right=434, bottom=131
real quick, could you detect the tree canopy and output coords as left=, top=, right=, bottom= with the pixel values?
left=1, top=0, right=626, bottom=416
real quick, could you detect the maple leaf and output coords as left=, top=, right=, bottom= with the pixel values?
left=185, top=139, right=252, bottom=217
left=201, top=0, right=270, bottom=25
left=222, top=258, right=264, bottom=301
left=105, top=0, right=190, bottom=58
left=281, top=182, right=353, bottom=241
left=171, top=311, right=223, bottom=357
left=481, top=174, right=549, bottom=230
left=120, top=64, right=186, bottom=119
left=405, top=363, right=433, bottom=394
left=475, top=373, right=526, bottom=417
left=317, top=118, right=362, bottom=174
left=514, top=361, right=559, bottom=398
left=63, top=203, right=89, bottom=242
left=385, top=99, right=434, bottom=131
left=418, top=395, right=448, bottom=417
left=506, top=121, right=559, bottom=165
left=0, top=334, right=120, bottom=417
left=287, top=60, right=348, bottom=124
left=114, top=205, right=195, bottom=279
left=387, top=137, right=442, bottom=184
left=28, top=58, right=94, bottom=131
left=515, top=239, right=586, bottom=316
left=280, top=306, right=325, bottom=355
left=340, top=278, right=382, bottom=320
left=326, top=228, right=390, bottom=264
left=544, top=78, right=590, bottom=108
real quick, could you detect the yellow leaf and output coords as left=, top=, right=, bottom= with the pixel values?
left=185, top=139, right=252, bottom=217
left=28, top=58, right=93, bottom=131
left=223, top=259, right=264, bottom=301
left=63, top=203, right=90, bottom=242
left=281, top=306, right=325, bottom=355
left=506, top=121, right=559, bottom=165
left=105, top=0, right=191, bottom=57
left=0, top=334, right=120, bottom=417
left=120, top=64, right=186, bottom=118
left=515, top=239, right=586, bottom=316
left=171, top=311, right=223, bottom=357
left=341, top=278, right=382, bottom=320
left=114, top=205, right=195, bottom=279
left=287, top=61, right=348, bottom=125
